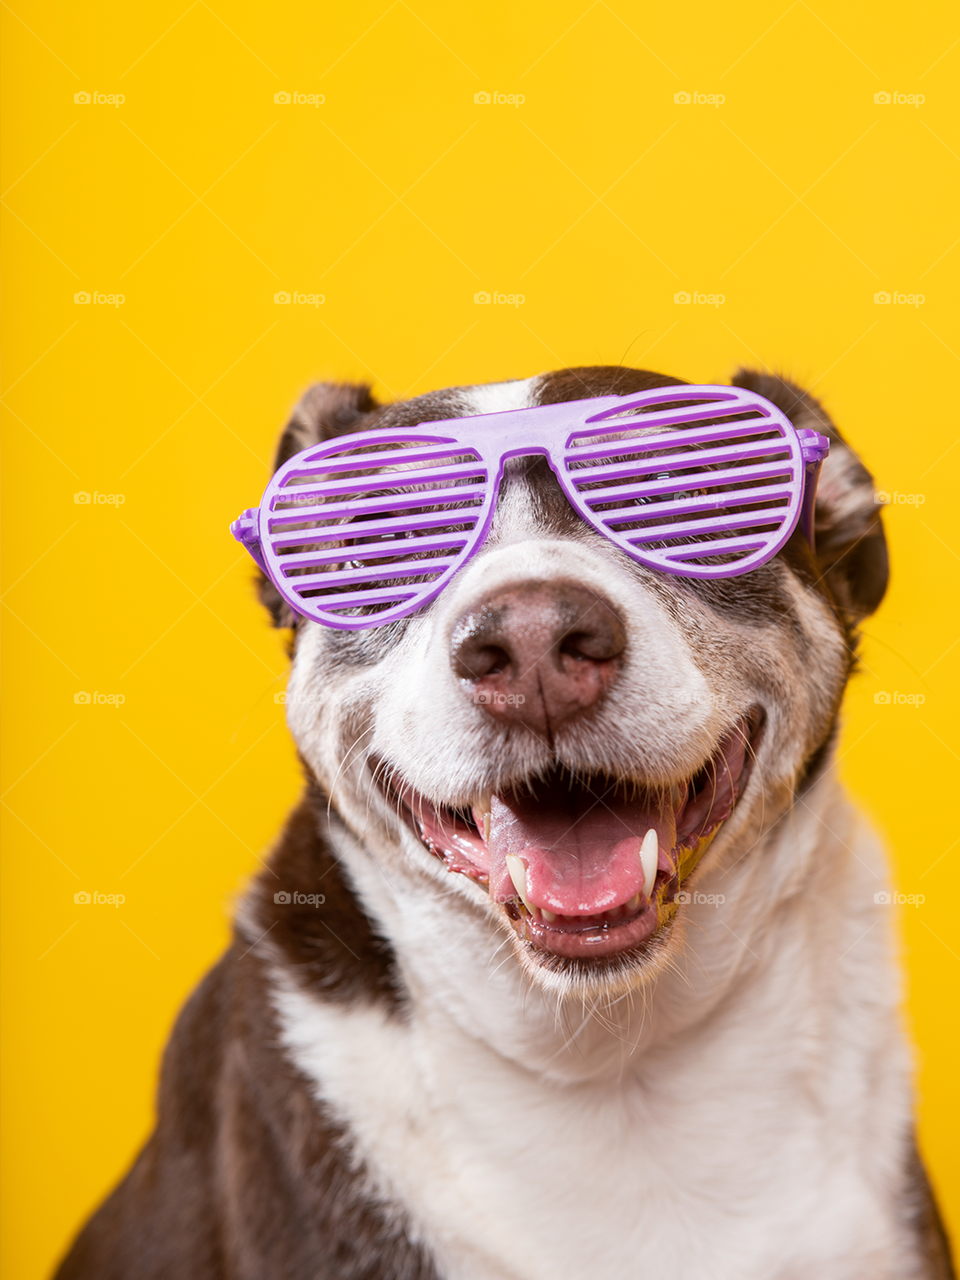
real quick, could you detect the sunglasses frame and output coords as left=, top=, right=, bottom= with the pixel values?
left=232, top=384, right=829, bottom=630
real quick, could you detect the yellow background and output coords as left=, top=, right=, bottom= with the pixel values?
left=3, top=1, right=959, bottom=1274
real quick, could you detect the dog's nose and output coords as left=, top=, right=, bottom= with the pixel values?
left=449, top=581, right=626, bottom=731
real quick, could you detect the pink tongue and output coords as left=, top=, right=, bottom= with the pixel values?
left=487, top=786, right=678, bottom=915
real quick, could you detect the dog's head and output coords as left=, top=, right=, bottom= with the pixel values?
left=258, top=366, right=887, bottom=998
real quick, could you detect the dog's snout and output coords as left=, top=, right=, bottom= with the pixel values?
left=449, top=581, right=625, bottom=730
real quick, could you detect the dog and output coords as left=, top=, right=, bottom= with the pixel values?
left=56, top=365, right=954, bottom=1279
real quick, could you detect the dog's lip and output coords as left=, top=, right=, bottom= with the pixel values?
left=378, top=709, right=763, bottom=960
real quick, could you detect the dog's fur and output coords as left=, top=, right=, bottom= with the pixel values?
left=56, top=366, right=954, bottom=1279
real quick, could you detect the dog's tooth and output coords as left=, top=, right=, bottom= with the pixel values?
left=541, top=908, right=557, bottom=923
left=627, top=893, right=641, bottom=912
left=474, top=791, right=492, bottom=844
left=640, top=828, right=659, bottom=899
left=506, top=855, right=531, bottom=908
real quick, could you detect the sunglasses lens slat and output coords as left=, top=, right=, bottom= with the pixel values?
left=281, top=441, right=467, bottom=479
left=623, top=506, right=788, bottom=546
left=607, top=483, right=794, bottom=529
left=285, top=559, right=456, bottom=590
left=570, top=400, right=773, bottom=456
left=272, top=461, right=486, bottom=505
left=579, top=463, right=794, bottom=507
left=268, top=512, right=481, bottom=547
left=278, top=538, right=470, bottom=573
left=571, top=437, right=790, bottom=483
left=316, top=586, right=422, bottom=611
left=661, top=535, right=772, bottom=562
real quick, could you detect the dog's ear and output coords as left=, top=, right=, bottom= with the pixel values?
left=260, top=382, right=381, bottom=628
left=732, top=370, right=888, bottom=621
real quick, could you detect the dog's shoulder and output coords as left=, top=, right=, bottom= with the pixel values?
left=54, top=796, right=438, bottom=1280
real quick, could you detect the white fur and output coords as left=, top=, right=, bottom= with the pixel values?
left=462, top=377, right=537, bottom=417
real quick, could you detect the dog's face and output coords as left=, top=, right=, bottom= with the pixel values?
left=264, top=367, right=887, bottom=999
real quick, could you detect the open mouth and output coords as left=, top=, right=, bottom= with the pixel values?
left=382, top=712, right=763, bottom=961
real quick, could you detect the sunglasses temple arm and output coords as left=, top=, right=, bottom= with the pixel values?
left=797, top=430, right=830, bottom=554
left=230, top=508, right=268, bottom=574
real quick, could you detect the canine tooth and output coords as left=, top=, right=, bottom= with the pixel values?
left=506, top=855, right=531, bottom=907
left=640, top=828, right=659, bottom=898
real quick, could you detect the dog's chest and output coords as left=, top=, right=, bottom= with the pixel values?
left=273, top=978, right=893, bottom=1280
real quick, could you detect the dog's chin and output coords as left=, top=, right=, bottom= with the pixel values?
left=377, top=710, right=763, bottom=972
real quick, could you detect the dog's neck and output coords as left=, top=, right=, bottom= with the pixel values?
left=327, top=765, right=860, bottom=1085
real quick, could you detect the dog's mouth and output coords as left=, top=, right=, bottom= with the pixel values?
left=382, top=711, right=762, bottom=961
